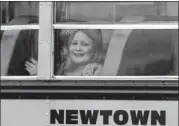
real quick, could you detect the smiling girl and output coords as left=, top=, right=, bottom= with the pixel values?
left=57, top=29, right=104, bottom=76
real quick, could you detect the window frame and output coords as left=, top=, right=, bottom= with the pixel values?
left=0, top=1, right=178, bottom=84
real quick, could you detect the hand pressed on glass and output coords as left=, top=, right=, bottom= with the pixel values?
left=25, top=58, right=38, bottom=75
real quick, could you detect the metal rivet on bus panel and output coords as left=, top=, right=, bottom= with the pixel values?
left=161, top=80, right=164, bottom=83
left=162, top=82, right=166, bottom=86
left=46, top=101, right=49, bottom=104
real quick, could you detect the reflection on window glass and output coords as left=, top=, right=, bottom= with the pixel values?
left=1, top=2, right=39, bottom=25
left=54, top=29, right=178, bottom=76
left=0, top=30, right=38, bottom=76
left=54, top=2, right=178, bottom=23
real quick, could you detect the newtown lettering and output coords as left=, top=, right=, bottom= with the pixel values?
left=50, top=109, right=166, bottom=125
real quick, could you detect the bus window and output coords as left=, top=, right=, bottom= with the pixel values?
left=54, top=2, right=178, bottom=24
left=1, top=2, right=39, bottom=76
left=54, top=28, right=178, bottom=76
left=1, top=2, right=39, bottom=25
left=53, top=1, right=178, bottom=76
left=1, top=2, right=177, bottom=79
left=0, top=29, right=38, bottom=76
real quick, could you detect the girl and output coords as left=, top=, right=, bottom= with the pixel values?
left=57, top=29, right=104, bottom=76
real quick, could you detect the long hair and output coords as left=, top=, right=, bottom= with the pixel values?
left=64, top=29, right=104, bottom=70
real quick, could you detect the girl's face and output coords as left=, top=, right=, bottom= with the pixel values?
left=69, top=31, right=95, bottom=65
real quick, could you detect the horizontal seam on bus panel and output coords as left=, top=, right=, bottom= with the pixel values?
left=0, top=90, right=178, bottom=94
left=53, top=76, right=179, bottom=80
left=0, top=93, right=178, bottom=100
left=1, top=76, right=178, bottom=81
left=0, top=86, right=178, bottom=90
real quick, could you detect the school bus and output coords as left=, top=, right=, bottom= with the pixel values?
left=0, top=1, right=178, bottom=126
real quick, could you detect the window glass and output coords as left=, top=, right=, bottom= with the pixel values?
left=1, top=30, right=38, bottom=76
left=54, top=2, right=178, bottom=23
left=1, top=2, right=39, bottom=25
left=54, top=29, right=178, bottom=76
